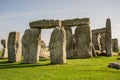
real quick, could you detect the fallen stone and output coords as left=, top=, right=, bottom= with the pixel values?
left=29, top=19, right=61, bottom=29
left=108, top=62, right=120, bottom=69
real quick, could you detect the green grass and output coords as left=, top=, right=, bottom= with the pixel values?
left=0, top=56, right=120, bottom=80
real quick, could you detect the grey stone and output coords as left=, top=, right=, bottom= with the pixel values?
left=29, top=19, right=61, bottom=29
left=92, top=33, right=101, bottom=51
left=106, top=18, right=112, bottom=56
left=75, top=25, right=93, bottom=58
left=100, top=33, right=106, bottom=52
left=39, top=40, right=50, bottom=58
left=92, top=28, right=106, bottom=34
left=64, top=27, right=74, bottom=58
left=62, top=18, right=90, bottom=27
left=22, top=29, right=41, bottom=64
left=112, top=39, right=119, bottom=52
left=49, top=27, right=66, bottom=64
left=1, top=39, right=8, bottom=58
left=41, top=40, right=47, bottom=48
left=8, top=32, right=21, bottom=62
left=108, top=62, right=120, bottom=69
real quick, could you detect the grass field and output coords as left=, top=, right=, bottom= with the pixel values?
left=0, top=51, right=120, bottom=80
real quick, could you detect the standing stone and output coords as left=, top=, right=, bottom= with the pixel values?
left=1, top=39, right=8, bottom=58
left=8, top=32, right=21, bottom=62
left=39, top=40, right=50, bottom=58
left=64, top=27, right=74, bottom=58
left=112, top=39, right=119, bottom=52
left=75, top=25, right=93, bottom=58
left=49, top=27, right=66, bottom=64
left=100, top=33, right=106, bottom=52
left=106, top=18, right=112, bottom=56
left=22, top=29, right=41, bottom=64
left=92, top=33, right=101, bottom=51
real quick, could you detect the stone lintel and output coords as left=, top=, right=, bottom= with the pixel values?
left=92, top=28, right=106, bottom=34
left=29, top=19, right=61, bottom=29
left=62, top=18, right=90, bottom=27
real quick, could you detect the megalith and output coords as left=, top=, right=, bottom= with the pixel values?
left=106, top=18, right=112, bottom=56
left=64, top=27, right=74, bottom=58
left=75, top=25, right=93, bottom=58
left=22, top=29, right=41, bottom=64
left=39, top=40, right=50, bottom=58
left=1, top=39, right=8, bottom=58
left=8, top=32, right=21, bottom=62
left=112, top=39, right=119, bottom=52
left=49, top=27, right=66, bottom=64
left=100, top=33, right=106, bottom=52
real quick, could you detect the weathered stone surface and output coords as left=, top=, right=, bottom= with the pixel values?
left=39, top=40, right=50, bottom=58
left=92, top=33, right=101, bottom=51
left=64, top=27, right=74, bottom=58
left=1, top=39, right=8, bottom=58
left=100, top=33, right=106, bottom=52
left=106, top=18, right=112, bottom=56
left=62, top=18, right=90, bottom=27
left=112, top=39, right=119, bottom=52
left=108, top=62, right=120, bottom=69
left=29, top=19, right=61, bottom=29
left=8, top=32, right=21, bottom=62
left=75, top=25, right=93, bottom=58
left=92, top=28, right=106, bottom=34
left=41, top=40, right=47, bottom=48
left=92, top=44, right=97, bottom=57
left=49, top=27, right=66, bottom=64
left=22, top=29, right=41, bottom=64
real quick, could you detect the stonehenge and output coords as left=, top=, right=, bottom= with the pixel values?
left=1, top=39, right=8, bottom=58
left=1, top=17, right=117, bottom=64
left=64, top=27, right=74, bottom=58
left=8, top=32, right=21, bottom=62
left=75, top=25, right=93, bottom=58
left=29, top=19, right=61, bottom=29
left=92, top=18, right=113, bottom=56
left=112, top=39, right=119, bottom=52
left=49, top=27, right=66, bottom=64
left=22, top=29, right=41, bottom=64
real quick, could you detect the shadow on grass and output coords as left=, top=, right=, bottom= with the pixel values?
left=0, top=58, right=51, bottom=69
left=0, top=62, right=51, bottom=69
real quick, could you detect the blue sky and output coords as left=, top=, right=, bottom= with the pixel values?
left=0, top=0, right=120, bottom=48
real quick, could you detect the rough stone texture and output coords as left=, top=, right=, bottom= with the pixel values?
left=1, top=39, right=8, bottom=58
left=29, top=19, right=61, bottom=29
left=100, top=33, right=106, bottom=52
left=92, top=33, right=101, bottom=51
left=62, top=18, right=90, bottom=27
left=75, top=25, right=93, bottom=58
left=22, top=29, right=41, bottom=64
left=8, top=32, right=21, bottom=62
left=106, top=18, right=112, bottom=56
left=64, top=27, right=74, bottom=58
left=112, top=39, right=119, bottom=52
left=41, top=40, right=47, bottom=48
left=108, top=62, right=120, bottom=69
left=39, top=40, right=50, bottom=58
left=92, top=44, right=97, bottom=57
left=49, top=27, right=66, bottom=64
left=92, top=28, right=106, bottom=34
